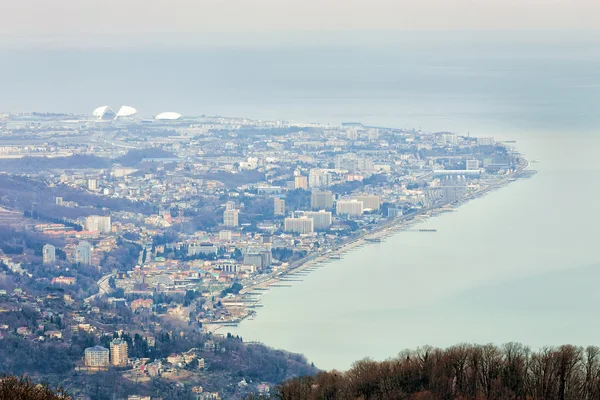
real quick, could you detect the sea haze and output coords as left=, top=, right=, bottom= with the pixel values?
left=2, top=31, right=600, bottom=370
left=0, top=31, right=599, bottom=134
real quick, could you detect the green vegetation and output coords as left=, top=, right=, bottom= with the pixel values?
left=0, top=155, right=110, bottom=173
left=0, top=311, right=316, bottom=399
left=221, top=282, right=243, bottom=297
left=330, top=174, right=388, bottom=195
left=0, top=337, right=74, bottom=375
left=272, top=248, right=307, bottom=263
left=285, top=189, right=311, bottom=211
left=23, top=211, right=83, bottom=231
left=0, top=175, right=156, bottom=218
left=200, top=171, right=266, bottom=189
left=116, top=147, right=176, bottom=166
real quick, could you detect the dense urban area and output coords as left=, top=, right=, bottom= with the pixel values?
left=0, top=107, right=527, bottom=399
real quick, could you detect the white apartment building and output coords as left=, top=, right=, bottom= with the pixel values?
left=357, top=195, right=381, bottom=211
left=87, top=178, right=98, bottom=191
left=85, top=215, right=112, bottom=233
left=336, top=199, right=364, bottom=217
left=85, top=345, right=110, bottom=368
left=477, top=137, right=495, bottom=146
left=223, top=209, right=239, bottom=227
left=42, top=244, right=56, bottom=265
left=308, top=169, right=331, bottom=188
left=311, top=190, right=334, bottom=210
left=274, top=198, right=285, bottom=216
left=304, top=211, right=332, bottom=230
left=284, top=217, right=314, bottom=234
left=466, top=159, right=480, bottom=170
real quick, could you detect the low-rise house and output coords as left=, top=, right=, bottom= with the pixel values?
left=45, top=330, right=63, bottom=339
left=167, top=353, right=184, bottom=366
left=17, top=327, right=31, bottom=336
left=51, top=276, right=76, bottom=285
left=131, top=298, right=153, bottom=312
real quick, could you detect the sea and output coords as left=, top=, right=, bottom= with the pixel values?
left=1, top=31, right=599, bottom=370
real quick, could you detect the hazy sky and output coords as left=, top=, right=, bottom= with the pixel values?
left=1, top=0, right=600, bottom=47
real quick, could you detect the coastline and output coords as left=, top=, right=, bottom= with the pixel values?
left=204, top=154, right=531, bottom=334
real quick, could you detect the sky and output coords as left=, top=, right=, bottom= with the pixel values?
left=1, top=0, right=600, bottom=48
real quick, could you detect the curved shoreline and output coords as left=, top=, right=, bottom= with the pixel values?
left=205, top=154, right=531, bottom=334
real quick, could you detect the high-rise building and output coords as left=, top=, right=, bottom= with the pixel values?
left=243, top=253, right=264, bottom=269
left=335, top=153, right=373, bottom=172
left=357, top=195, right=381, bottom=211
left=441, top=185, right=467, bottom=204
left=284, top=217, right=314, bottom=234
left=466, top=159, right=480, bottom=170
left=223, top=209, right=239, bottom=227
left=219, top=230, right=232, bottom=241
left=357, top=158, right=374, bottom=173
left=308, top=169, right=331, bottom=188
left=42, top=244, right=56, bottom=265
left=243, top=246, right=272, bottom=269
left=368, top=128, right=379, bottom=141
left=274, top=198, right=285, bottom=216
left=388, top=208, right=403, bottom=218
left=346, top=128, right=358, bottom=140
left=87, top=178, right=98, bottom=191
left=304, top=211, right=332, bottom=231
left=294, top=175, right=308, bottom=190
left=85, top=345, right=110, bottom=368
left=225, top=201, right=236, bottom=211
left=85, top=215, right=112, bottom=233
left=335, top=153, right=358, bottom=171
left=311, top=191, right=334, bottom=210
left=110, top=339, right=128, bottom=367
left=442, top=134, right=457, bottom=145
left=76, top=241, right=92, bottom=265
left=55, top=197, right=63, bottom=206
left=336, top=200, right=364, bottom=217
left=477, top=137, right=494, bottom=146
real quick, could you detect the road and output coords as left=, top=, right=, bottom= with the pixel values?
left=85, top=272, right=115, bottom=302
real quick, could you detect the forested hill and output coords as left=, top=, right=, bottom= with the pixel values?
left=270, top=343, right=600, bottom=400
left=0, top=148, right=176, bottom=173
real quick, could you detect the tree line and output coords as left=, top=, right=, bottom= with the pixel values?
left=273, top=343, right=600, bottom=400
left=0, top=374, right=69, bottom=400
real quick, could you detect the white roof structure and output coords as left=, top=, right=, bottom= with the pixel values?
left=115, top=105, right=138, bottom=119
left=92, top=106, right=116, bottom=120
left=155, top=112, right=182, bottom=120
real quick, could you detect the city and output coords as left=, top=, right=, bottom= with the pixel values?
left=0, top=108, right=527, bottom=399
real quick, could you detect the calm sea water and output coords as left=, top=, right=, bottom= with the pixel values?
left=2, top=33, right=600, bottom=370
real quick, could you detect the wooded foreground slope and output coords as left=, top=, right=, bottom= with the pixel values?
left=272, top=343, right=600, bottom=400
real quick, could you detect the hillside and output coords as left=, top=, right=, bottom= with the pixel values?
left=272, top=343, right=600, bottom=400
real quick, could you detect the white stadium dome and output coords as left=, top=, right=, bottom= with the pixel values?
left=92, top=106, right=116, bottom=120
left=155, top=112, right=182, bottom=120
left=115, top=105, right=138, bottom=118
